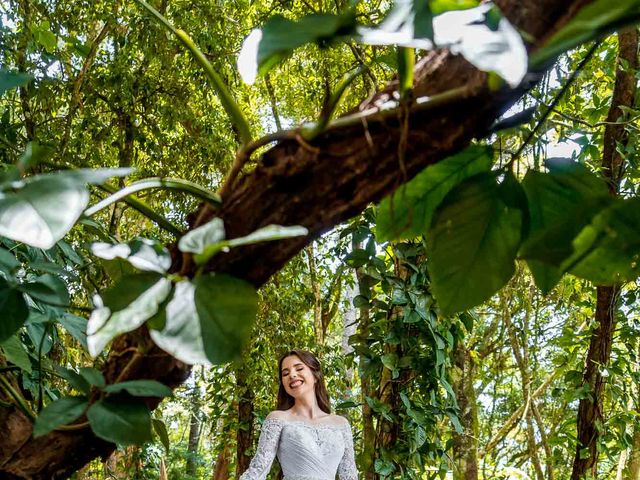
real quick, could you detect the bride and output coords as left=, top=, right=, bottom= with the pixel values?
left=239, top=349, right=359, bottom=480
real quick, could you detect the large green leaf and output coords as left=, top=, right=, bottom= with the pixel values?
left=87, top=275, right=171, bottom=357
left=376, top=145, right=493, bottom=241
left=194, top=274, right=259, bottom=364
left=530, top=0, right=640, bottom=67
left=20, top=274, right=70, bottom=306
left=0, top=335, right=32, bottom=373
left=520, top=159, right=611, bottom=266
left=103, top=380, right=172, bottom=397
left=0, top=70, right=33, bottom=95
left=87, top=397, right=153, bottom=445
left=33, top=396, right=88, bottom=437
left=563, top=198, right=640, bottom=284
left=427, top=173, right=522, bottom=315
left=79, top=367, right=106, bottom=389
left=149, top=281, right=210, bottom=365
left=0, top=169, right=132, bottom=249
left=237, top=12, right=357, bottom=84
left=526, top=260, right=562, bottom=295
left=0, top=278, right=29, bottom=342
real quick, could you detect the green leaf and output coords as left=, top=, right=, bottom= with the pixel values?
left=0, top=335, right=32, bottom=373
left=358, top=4, right=527, bottom=86
left=0, top=169, right=132, bottom=250
left=345, top=248, right=371, bottom=268
left=87, top=397, right=153, bottom=445
left=381, top=353, right=399, bottom=370
left=91, top=239, right=171, bottom=274
left=353, top=295, right=370, bottom=308
left=183, top=220, right=308, bottom=264
left=376, top=145, right=493, bottom=241
left=149, top=281, right=210, bottom=365
left=238, top=12, right=357, bottom=83
left=18, top=142, right=52, bottom=173
left=103, top=380, right=172, bottom=397
left=152, top=418, right=170, bottom=453
left=0, top=277, right=29, bottom=342
left=177, top=217, right=225, bottom=254
left=88, top=275, right=171, bottom=357
left=0, top=248, right=20, bottom=276
left=57, top=313, right=88, bottom=349
left=79, top=367, right=106, bottom=389
left=520, top=159, right=611, bottom=266
left=21, top=274, right=70, bottom=306
left=563, top=198, right=640, bottom=284
left=194, top=274, right=259, bottom=364
left=33, top=396, right=88, bottom=437
left=0, top=70, right=33, bottom=95
left=55, top=366, right=91, bottom=394
left=527, top=260, right=562, bottom=295
left=530, top=0, right=640, bottom=67
left=374, top=459, right=395, bottom=476
left=428, top=173, right=522, bottom=315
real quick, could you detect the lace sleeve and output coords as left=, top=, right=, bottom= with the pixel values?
left=338, top=422, right=358, bottom=480
left=239, top=418, right=283, bottom=480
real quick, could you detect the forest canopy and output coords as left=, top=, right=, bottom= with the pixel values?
left=1, top=0, right=640, bottom=478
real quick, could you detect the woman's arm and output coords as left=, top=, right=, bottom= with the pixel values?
left=338, top=421, right=358, bottom=480
left=238, top=415, right=284, bottom=480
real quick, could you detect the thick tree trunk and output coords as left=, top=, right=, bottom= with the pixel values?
left=0, top=1, right=598, bottom=477
left=571, top=28, right=638, bottom=479
left=451, top=342, right=479, bottom=480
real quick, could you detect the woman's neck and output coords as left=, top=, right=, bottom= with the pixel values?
left=290, top=395, right=326, bottom=420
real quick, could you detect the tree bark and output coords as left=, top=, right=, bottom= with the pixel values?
left=186, top=384, right=202, bottom=477
left=571, top=27, right=638, bottom=480
left=451, top=342, right=479, bottom=480
left=0, top=1, right=598, bottom=477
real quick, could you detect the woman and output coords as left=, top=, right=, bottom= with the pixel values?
left=239, top=349, right=359, bottom=480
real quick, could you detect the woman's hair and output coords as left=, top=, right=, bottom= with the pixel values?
left=276, top=349, right=332, bottom=414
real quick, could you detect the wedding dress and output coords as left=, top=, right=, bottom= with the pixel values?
left=238, top=417, right=359, bottom=480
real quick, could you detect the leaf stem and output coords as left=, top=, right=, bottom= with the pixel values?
left=86, top=178, right=220, bottom=217
left=93, top=184, right=183, bottom=236
left=0, top=374, right=36, bottom=421
left=134, top=0, right=253, bottom=145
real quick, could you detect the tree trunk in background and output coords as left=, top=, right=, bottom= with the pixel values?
left=0, top=2, right=601, bottom=477
left=355, top=249, right=376, bottom=480
left=306, top=244, right=325, bottom=345
left=625, top=426, right=640, bottom=480
left=212, top=442, right=232, bottom=480
left=236, top=365, right=255, bottom=477
left=186, top=382, right=202, bottom=477
left=571, top=28, right=638, bottom=479
left=451, top=342, right=479, bottom=480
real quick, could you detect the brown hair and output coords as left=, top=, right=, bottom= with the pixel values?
left=276, top=350, right=332, bottom=414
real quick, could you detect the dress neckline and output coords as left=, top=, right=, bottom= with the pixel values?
left=265, top=417, right=349, bottom=430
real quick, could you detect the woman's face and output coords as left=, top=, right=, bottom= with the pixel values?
left=281, top=355, right=316, bottom=399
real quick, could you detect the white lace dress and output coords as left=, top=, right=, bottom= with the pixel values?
left=238, top=417, right=359, bottom=480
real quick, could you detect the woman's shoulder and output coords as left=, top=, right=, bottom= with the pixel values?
left=265, top=410, right=289, bottom=421
left=327, top=414, right=350, bottom=426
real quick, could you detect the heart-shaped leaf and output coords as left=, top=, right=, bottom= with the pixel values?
left=87, top=397, right=153, bottom=445
left=0, top=278, right=29, bottom=342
